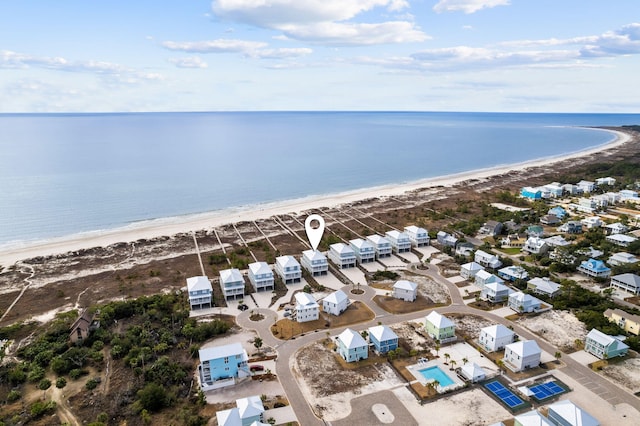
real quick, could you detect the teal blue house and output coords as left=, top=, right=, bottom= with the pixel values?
left=198, top=342, right=249, bottom=390
left=585, top=329, right=629, bottom=359
left=368, top=325, right=398, bottom=354
left=337, top=328, right=368, bottom=362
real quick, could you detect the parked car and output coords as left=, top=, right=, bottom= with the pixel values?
left=238, top=304, right=249, bottom=311
left=249, top=364, right=264, bottom=372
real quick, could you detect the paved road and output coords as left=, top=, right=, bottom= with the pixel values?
left=236, top=260, right=640, bottom=425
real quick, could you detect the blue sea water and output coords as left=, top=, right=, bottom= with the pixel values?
left=0, top=111, right=638, bottom=247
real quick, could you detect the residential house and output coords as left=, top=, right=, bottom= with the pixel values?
left=216, top=395, right=265, bottom=426
left=480, top=220, right=503, bottom=237
left=366, top=234, right=392, bottom=258
left=187, top=276, right=213, bottom=310
left=577, top=259, right=611, bottom=279
left=301, top=249, right=328, bottom=277
left=425, top=311, right=456, bottom=342
left=581, top=216, right=602, bottom=229
left=348, top=239, right=375, bottom=264
left=275, top=255, right=302, bottom=284
left=557, top=221, right=582, bottom=234
left=479, top=324, right=515, bottom=352
left=543, top=183, right=564, bottom=198
left=548, top=206, right=567, bottom=219
left=602, top=192, right=622, bottom=204
left=514, top=410, right=553, bottom=426
left=576, top=247, right=604, bottom=259
left=247, top=262, right=274, bottom=292
left=393, top=280, right=418, bottom=302
left=610, top=273, right=640, bottom=294
left=404, top=225, right=430, bottom=247
left=521, top=187, right=542, bottom=200
left=620, top=189, right=639, bottom=200
left=606, top=233, right=638, bottom=247
left=527, top=225, right=544, bottom=237
left=591, top=194, right=610, bottom=209
left=436, top=231, right=458, bottom=247
left=544, top=235, right=570, bottom=248
left=368, top=325, right=398, bottom=354
left=549, top=248, right=577, bottom=265
left=604, top=222, right=628, bottom=235
left=460, top=362, right=487, bottom=383
left=508, top=291, right=542, bottom=313
left=577, top=180, right=595, bottom=193
left=584, top=329, right=629, bottom=359
left=69, top=309, right=99, bottom=344
left=527, top=277, right=561, bottom=297
left=604, top=308, right=640, bottom=336
left=500, top=234, right=526, bottom=249
left=481, top=282, right=511, bottom=303
left=219, top=269, right=245, bottom=300
left=329, top=243, right=357, bottom=268
left=322, top=289, right=348, bottom=316
left=337, top=328, right=368, bottom=362
left=294, top=292, right=319, bottom=322
left=540, top=214, right=560, bottom=225
left=607, top=252, right=639, bottom=266
left=522, top=237, right=549, bottom=255
left=498, top=265, right=529, bottom=282
left=460, top=262, right=484, bottom=280
left=504, top=219, right=522, bottom=233
left=455, top=241, right=475, bottom=256
left=596, top=177, right=616, bottom=186
left=504, top=340, right=541, bottom=372
left=385, top=230, right=412, bottom=253
left=198, top=343, right=249, bottom=390
left=475, top=270, right=505, bottom=288
left=562, top=183, right=580, bottom=195
left=547, top=400, right=600, bottom=426
left=475, top=250, right=503, bottom=269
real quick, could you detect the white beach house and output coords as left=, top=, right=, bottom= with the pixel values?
left=385, top=230, right=412, bottom=253
left=460, top=363, right=487, bottom=383
left=607, top=252, right=639, bottom=267
left=610, top=273, right=640, bottom=294
left=216, top=395, right=265, bottom=426
left=393, top=280, right=418, bottom=302
left=508, top=291, right=542, bottom=313
left=481, top=282, right=511, bottom=303
left=301, top=249, right=329, bottom=277
left=275, top=255, right=302, bottom=284
left=187, top=276, right=213, bottom=310
left=527, top=277, right=561, bottom=297
left=460, top=262, right=484, bottom=280
left=479, top=324, right=515, bottom=352
left=348, top=239, right=375, bottom=264
left=247, top=262, right=274, bottom=292
left=366, top=234, right=392, bottom=258
left=475, top=270, right=505, bottom=288
left=504, top=340, right=541, bottom=372
left=219, top=268, right=245, bottom=300
left=329, top=243, right=357, bottom=269
left=404, top=225, right=430, bottom=247
left=322, top=289, right=349, bottom=316
left=547, top=400, right=600, bottom=426
left=294, top=292, right=319, bottom=323
left=514, top=410, right=553, bottom=426
left=522, top=237, right=549, bottom=255
left=474, top=250, right=503, bottom=269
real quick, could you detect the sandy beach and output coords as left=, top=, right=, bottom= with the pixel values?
left=0, top=127, right=632, bottom=267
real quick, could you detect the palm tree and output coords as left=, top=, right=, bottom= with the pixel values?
left=462, top=357, right=469, bottom=365
left=450, top=360, right=457, bottom=370
left=554, top=351, right=562, bottom=363
left=443, top=353, right=450, bottom=365
left=434, top=340, right=440, bottom=357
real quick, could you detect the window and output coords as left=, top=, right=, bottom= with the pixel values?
left=224, top=357, right=229, bottom=364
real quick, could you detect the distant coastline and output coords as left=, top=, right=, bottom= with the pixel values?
left=0, top=126, right=632, bottom=266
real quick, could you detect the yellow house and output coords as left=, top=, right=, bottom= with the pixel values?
left=604, top=308, right=640, bottom=336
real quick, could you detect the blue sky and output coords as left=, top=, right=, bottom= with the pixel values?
left=1, top=0, right=639, bottom=112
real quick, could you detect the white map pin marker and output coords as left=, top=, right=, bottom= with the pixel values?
left=305, top=214, right=325, bottom=251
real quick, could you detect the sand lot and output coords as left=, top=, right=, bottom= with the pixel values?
left=601, top=356, right=640, bottom=393
left=516, top=310, right=586, bottom=352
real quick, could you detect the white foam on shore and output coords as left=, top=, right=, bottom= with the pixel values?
left=0, top=127, right=631, bottom=266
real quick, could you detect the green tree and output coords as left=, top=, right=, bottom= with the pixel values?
left=137, top=382, right=168, bottom=412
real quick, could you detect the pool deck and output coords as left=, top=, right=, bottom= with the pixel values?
left=407, top=359, right=465, bottom=392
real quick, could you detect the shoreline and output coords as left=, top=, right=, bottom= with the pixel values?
left=0, top=127, right=632, bottom=267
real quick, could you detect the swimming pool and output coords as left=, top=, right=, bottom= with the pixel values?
left=418, top=366, right=455, bottom=387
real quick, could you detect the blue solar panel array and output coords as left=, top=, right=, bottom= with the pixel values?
left=529, top=382, right=565, bottom=400
left=485, top=381, right=524, bottom=408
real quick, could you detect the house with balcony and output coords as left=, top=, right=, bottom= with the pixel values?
left=404, top=225, right=429, bottom=247
left=604, top=308, right=640, bottom=336
left=577, top=180, right=595, bottom=193
left=540, top=214, right=560, bottom=226
left=544, top=235, right=570, bottom=248
left=620, top=189, right=639, bottom=199
left=596, top=176, right=616, bottom=186
left=275, top=255, right=302, bottom=284
left=584, top=329, right=629, bottom=359
left=481, top=282, right=511, bottom=303
left=558, top=221, right=582, bottom=234
left=475, top=270, right=505, bottom=288
left=543, top=183, right=564, bottom=198
left=198, top=343, right=249, bottom=391
left=479, top=324, right=515, bottom=352
left=607, top=252, right=639, bottom=267
left=393, top=280, right=418, bottom=302
left=294, top=292, right=319, bottom=322
left=366, top=234, right=392, bottom=258
left=547, top=400, right=600, bottom=426
left=329, top=243, right=357, bottom=268
left=475, top=250, right=503, bottom=269
left=480, top=220, right=503, bottom=237
left=216, top=395, right=265, bottom=426
left=522, top=237, right=549, bottom=255
left=219, top=269, right=245, bottom=300
left=527, top=277, right=561, bottom=297
left=503, top=340, right=541, bottom=372
left=386, top=230, right=412, bottom=253
left=322, top=289, right=348, bottom=316
left=337, top=328, right=368, bottom=362
left=187, top=276, right=213, bottom=310
left=521, top=187, right=542, bottom=200
left=610, top=273, right=640, bottom=294
left=548, top=206, right=567, bottom=219
left=581, top=216, right=602, bottom=229
left=606, top=233, right=637, bottom=247
left=508, top=291, right=542, bottom=313
left=577, top=259, right=611, bottom=279
left=425, top=311, right=456, bottom=342
left=498, top=265, right=529, bottom=282
left=368, top=325, right=398, bottom=354
left=247, top=262, right=274, bottom=292
left=604, top=222, right=628, bottom=235
left=500, top=234, right=527, bottom=249
left=436, top=231, right=458, bottom=247
left=460, top=262, right=484, bottom=280
left=348, top=239, right=375, bottom=264
left=301, top=249, right=328, bottom=277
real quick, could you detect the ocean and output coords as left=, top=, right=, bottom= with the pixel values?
left=0, top=111, right=638, bottom=248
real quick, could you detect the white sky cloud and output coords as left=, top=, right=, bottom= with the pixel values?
left=168, top=56, right=208, bottom=68
left=161, top=39, right=267, bottom=54
left=433, top=0, right=510, bottom=14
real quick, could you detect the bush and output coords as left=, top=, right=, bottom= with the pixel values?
left=38, top=378, right=52, bottom=390
left=30, top=400, right=56, bottom=418
left=7, top=390, right=21, bottom=402
left=56, top=377, right=67, bottom=388
left=69, top=368, right=85, bottom=380
left=85, top=378, right=100, bottom=390
left=137, top=382, right=168, bottom=412
left=27, top=366, right=45, bottom=382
